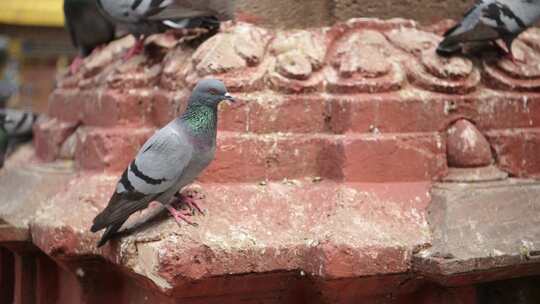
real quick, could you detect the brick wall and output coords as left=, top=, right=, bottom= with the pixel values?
left=0, top=18, right=540, bottom=303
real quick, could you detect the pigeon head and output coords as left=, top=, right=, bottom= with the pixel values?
left=189, top=79, right=235, bottom=108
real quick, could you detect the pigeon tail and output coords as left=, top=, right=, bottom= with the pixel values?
left=436, top=39, right=462, bottom=56
left=91, top=194, right=151, bottom=231
left=96, top=221, right=125, bottom=247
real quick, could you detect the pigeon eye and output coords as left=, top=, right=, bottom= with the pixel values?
left=208, top=88, right=219, bottom=95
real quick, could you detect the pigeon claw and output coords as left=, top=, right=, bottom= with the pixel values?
left=123, top=37, right=145, bottom=61
left=166, top=205, right=198, bottom=227
left=174, top=192, right=205, bottom=215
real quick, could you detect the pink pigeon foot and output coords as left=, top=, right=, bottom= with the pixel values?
left=123, top=37, right=145, bottom=60
left=69, top=56, right=84, bottom=75
left=174, top=192, right=205, bottom=215
left=495, top=40, right=525, bottom=64
left=166, top=205, right=198, bottom=226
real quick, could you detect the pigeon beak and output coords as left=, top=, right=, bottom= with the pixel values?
left=224, top=92, right=235, bottom=103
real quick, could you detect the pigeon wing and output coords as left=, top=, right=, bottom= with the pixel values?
left=145, top=0, right=235, bottom=22
left=91, top=125, right=193, bottom=233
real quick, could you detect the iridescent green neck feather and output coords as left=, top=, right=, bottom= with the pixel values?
left=181, top=104, right=218, bottom=135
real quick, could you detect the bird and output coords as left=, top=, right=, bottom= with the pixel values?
left=0, top=80, right=16, bottom=109
left=95, top=0, right=236, bottom=60
left=436, top=0, right=540, bottom=60
left=64, top=0, right=116, bottom=74
left=0, top=109, right=39, bottom=145
left=0, top=113, right=8, bottom=169
left=0, top=109, right=37, bottom=168
left=91, top=79, right=234, bottom=247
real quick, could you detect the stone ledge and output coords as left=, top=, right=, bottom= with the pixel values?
left=1, top=151, right=540, bottom=301
left=415, top=179, right=540, bottom=286
left=1, top=150, right=429, bottom=294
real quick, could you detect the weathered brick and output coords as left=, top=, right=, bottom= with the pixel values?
left=217, top=95, right=249, bottom=132
left=82, top=89, right=153, bottom=127
left=486, top=128, right=540, bottom=178
left=33, top=118, right=79, bottom=162
left=201, top=132, right=336, bottom=182
left=150, top=90, right=185, bottom=128
left=341, top=133, right=447, bottom=182
left=48, top=90, right=83, bottom=123
left=75, top=127, right=155, bottom=172
left=248, top=94, right=329, bottom=133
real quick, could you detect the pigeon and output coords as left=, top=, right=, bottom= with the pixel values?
left=0, top=109, right=39, bottom=144
left=0, top=113, right=8, bottom=168
left=96, top=0, right=236, bottom=59
left=64, top=0, right=116, bottom=74
left=0, top=109, right=37, bottom=168
left=436, top=0, right=540, bottom=59
left=0, top=80, right=16, bottom=108
left=91, top=79, right=234, bottom=247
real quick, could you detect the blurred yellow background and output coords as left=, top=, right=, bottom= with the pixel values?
left=0, top=0, right=64, bottom=27
left=0, top=0, right=70, bottom=113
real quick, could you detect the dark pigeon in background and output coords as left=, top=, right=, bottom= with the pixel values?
left=91, top=79, right=235, bottom=247
left=96, top=0, right=236, bottom=59
left=0, top=81, right=16, bottom=109
left=0, top=113, right=8, bottom=168
left=0, top=109, right=39, bottom=167
left=1, top=109, right=39, bottom=144
left=0, top=36, right=16, bottom=108
left=437, top=0, right=540, bottom=60
left=64, top=0, right=116, bottom=74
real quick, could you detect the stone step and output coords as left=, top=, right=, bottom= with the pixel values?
left=48, top=88, right=540, bottom=134
left=34, top=118, right=540, bottom=181
left=35, top=123, right=448, bottom=182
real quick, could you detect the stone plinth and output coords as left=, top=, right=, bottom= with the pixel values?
left=0, top=19, right=540, bottom=303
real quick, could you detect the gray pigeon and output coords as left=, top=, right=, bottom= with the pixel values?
left=437, top=0, right=540, bottom=59
left=64, top=0, right=116, bottom=74
left=96, top=0, right=236, bottom=59
left=0, top=109, right=38, bottom=166
left=0, top=113, right=8, bottom=168
left=91, top=79, right=234, bottom=247
left=0, top=109, right=39, bottom=143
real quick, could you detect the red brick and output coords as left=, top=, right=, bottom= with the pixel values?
left=151, top=90, right=186, bottom=127
left=105, top=57, right=162, bottom=90
left=328, top=96, right=378, bottom=134
left=461, top=94, right=540, bottom=131
left=486, top=128, right=540, bottom=178
left=33, top=118, right=79, bottom=161
left=341, top=133, right=447, bottom=182
left=82, top=89, right=153, bottom=127
left=328, top=94, right=540, bottom=134
left=48, top=90, right=83, bottom=123
left=75, top=127, right=155, bottom=172
left=312, top=243, right=410, bottom=279
left=329, top=95, right=456, bottom=134
left=248, top=95, right=329, bottom=133
left=201, top=132, right=338, bottom=182
left=217, top=94, right=249, bottom=132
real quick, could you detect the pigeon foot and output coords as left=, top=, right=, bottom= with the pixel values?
left=174, top=192, right=205, bottom=215
left=69, top=56, right=84, bottom=75
left=123, top=37, right=145, bottom=60
left=166, top=205, right=198, bottom=227
left=495, top=40, right=525, bottom=64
